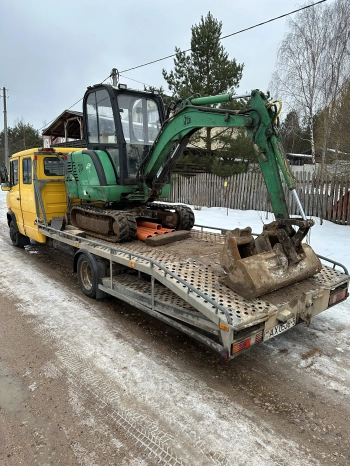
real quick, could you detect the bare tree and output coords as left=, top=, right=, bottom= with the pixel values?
left=318, top=0, right=350, bottom=168
left=272, top=0, right=350, bottom=165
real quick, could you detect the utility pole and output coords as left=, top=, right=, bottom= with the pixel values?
left=2, top=87, right=9, bottom=171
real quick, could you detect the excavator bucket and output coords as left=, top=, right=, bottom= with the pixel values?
left=220, top=221, right=322, bottom=300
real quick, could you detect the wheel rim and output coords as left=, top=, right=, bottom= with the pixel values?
left=80, top=260, right=93, bottom=291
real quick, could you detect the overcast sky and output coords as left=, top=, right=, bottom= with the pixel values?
left=0, top=0, right=329, bottom=132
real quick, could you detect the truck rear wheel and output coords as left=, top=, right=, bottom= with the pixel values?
left=77, top=253, right=98, bottom=298
left=9, top=221, right=30, bottom=248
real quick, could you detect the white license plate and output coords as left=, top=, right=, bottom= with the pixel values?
left=264, top=316, right=296, bottom=341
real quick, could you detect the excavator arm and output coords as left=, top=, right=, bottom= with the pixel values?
left=137, top=90, right=321, bottom=299
left=137, top=90, right=295, bottom=220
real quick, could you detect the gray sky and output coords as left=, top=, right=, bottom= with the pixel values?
left=0, top=0, right=327, bottom=132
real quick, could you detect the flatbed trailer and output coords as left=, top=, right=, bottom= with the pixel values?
left=2, top=147, right=349, bottom=360
left=37, top=221, right=349, bottom=360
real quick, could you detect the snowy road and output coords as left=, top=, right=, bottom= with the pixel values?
left=0, top=191, right=350, bottom=465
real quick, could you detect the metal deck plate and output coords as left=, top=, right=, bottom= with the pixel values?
left=41, top=225, right=348, bottom=328
left=102, top=274, right=218, bottom=333
left=117, top=240, right=275, bottom=324
left=105, top=273, right=196, bottom=312
left=308, top=265, right=349, bottom=288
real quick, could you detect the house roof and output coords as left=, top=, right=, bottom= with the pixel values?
left=42, top=110, right=83, bottom=139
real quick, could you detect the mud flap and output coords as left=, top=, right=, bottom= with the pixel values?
left=220, top=224, right=322, bottom=300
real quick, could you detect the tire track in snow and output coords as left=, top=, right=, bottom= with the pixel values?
left=34, top=325, right=227, bottom=465
left=0, top=198, right=320, bottom=465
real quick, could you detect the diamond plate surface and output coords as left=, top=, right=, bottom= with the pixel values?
left=117, top=241, right=274, bottom=322
left=308, top=265, right=349, bottom=288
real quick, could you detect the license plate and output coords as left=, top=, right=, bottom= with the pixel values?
left=264, top=316, right=296, bottom=341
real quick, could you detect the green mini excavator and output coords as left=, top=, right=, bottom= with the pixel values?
left=63, top=82, right=321, bottom=299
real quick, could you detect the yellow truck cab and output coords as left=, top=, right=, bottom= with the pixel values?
left=1, top=147, right=83, bottom=246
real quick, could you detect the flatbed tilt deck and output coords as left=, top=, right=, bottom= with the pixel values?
left=38, top=219, right=349, bottom=360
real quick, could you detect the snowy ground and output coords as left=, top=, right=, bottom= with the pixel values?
left=1, top=190, right=350, bottom=465
left=192, top=206, right=350, bottom=273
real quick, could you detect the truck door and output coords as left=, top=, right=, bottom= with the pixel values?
left=19, top=157, right=36, bottom=237
left=7, top=157, right=25, bottom=232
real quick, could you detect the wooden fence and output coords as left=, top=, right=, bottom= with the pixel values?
left=166, top=171, right=350, bottom=224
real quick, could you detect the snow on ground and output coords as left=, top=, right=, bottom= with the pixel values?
left=192, top=205, right=350, bottom=399
left=0, top=220, right=317, bottom=465
left=192, top=206, right=350, bottom=274
left=1, top=190, right=350, bottom=464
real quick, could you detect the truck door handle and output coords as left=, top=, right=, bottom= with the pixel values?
left=16, top=197, right=20, bottom=200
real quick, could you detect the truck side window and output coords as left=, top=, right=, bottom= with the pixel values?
left=23, top=158, right=32, bottom=184
left=10, top=160, right=18, bottom=186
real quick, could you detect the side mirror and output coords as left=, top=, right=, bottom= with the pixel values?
left=0, top=166, right=8, bottom=183
left=1, top=182, right=11, bottom=191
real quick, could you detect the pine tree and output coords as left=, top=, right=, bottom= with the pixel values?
left=162, top=12, right=244, bottom=156
left=0, top=120, right=43, bottom=166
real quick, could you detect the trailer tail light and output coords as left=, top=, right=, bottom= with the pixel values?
left=232, top=331, right=263, bottom=355
left=328, top=287, right=348, bottom=307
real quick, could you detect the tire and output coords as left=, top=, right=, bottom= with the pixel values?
left=9, top=221, right=30, bottom=248
left=76, top=253, right=99, bottom=298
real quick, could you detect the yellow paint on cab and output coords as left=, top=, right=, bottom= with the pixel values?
left=6, top=147, right=84, bottom=243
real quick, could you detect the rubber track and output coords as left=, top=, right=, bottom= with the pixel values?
left=149, top=203, right=195, bottom=231
left=71, top=206, right=136, bottom=242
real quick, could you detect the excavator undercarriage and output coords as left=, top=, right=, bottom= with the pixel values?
left=70, top=203, right=195, bottom=242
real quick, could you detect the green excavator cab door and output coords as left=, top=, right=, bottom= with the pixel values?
left=83, top=84, right=165, bottom=186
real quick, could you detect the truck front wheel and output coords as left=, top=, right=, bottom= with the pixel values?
left=9, top=221, right=30, bottom=248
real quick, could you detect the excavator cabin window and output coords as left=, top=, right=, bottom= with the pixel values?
left=86, top=89, right=118, bottom=145
left=117, top=93, right=161, bottom=178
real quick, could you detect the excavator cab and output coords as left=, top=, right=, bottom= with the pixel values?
left=82, top=84, right=165, bottom=185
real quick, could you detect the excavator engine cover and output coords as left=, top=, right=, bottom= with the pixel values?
left=220, top=223, right=322, bottom=300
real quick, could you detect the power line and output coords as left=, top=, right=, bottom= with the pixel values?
left=14, top=0, right=328, bottom=139
left=56, top=0, right=329, bottom=130
left=35, top=96, right=85, bottom=135
left=118, top=0, right=328, bottom=74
